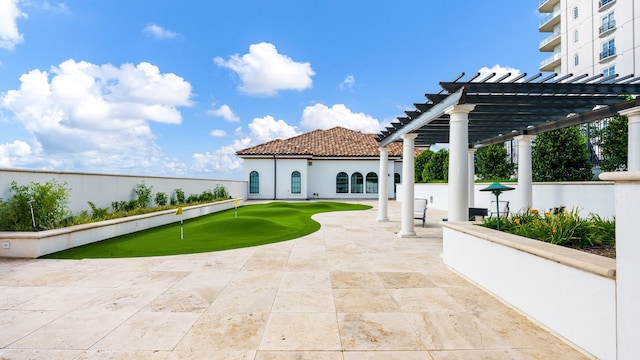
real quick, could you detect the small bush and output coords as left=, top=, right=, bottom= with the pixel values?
left=0, top=180, right=71, bottom=231
left=88, top=201, right=109, bottom=219
left=174, top=188, right=185, bottom=204
left=154, top=192, right=168, bottom=206
left=213, top=184, right=229, bottom=199
left=134, top=181, right=153, bottom=209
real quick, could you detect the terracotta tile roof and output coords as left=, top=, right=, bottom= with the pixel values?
left=236, top=127, right=405, bottom=158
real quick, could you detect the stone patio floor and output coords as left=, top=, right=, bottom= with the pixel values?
left=0, top=200, right=591, bottom=359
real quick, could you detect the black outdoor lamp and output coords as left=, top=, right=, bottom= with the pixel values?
left=480, top=182, right=515, bottom=230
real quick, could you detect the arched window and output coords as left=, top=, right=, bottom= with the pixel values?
left=351, top=172, right=363, bottom=193
left=365, top=172, right=378, bottom=193
left=291, top=171, right=301, bottom=194
left=573, top=6, right=578, bottom=19
left=336, top=172, right=348, bottom=193
left=249, top=171, right=259, bottom=194
left=394, top=173, right=401, bottom=193
left=574, top=53, right=579, bottom=66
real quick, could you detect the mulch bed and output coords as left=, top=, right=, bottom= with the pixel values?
left=573, top=244, right=616, bottom=259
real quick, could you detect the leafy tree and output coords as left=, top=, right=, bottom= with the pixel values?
left=475, top=143, right=515, bottom=181
left=532, top=126, right=594, bottom=182
left=0, top=180, right=70, bottom=231
left=414, top=150, right=433, bottom=183
left=154, top=192, right=169, bottom=206
left=422, top=149, right=449, bottom=182
left=599, top=115, right=628, bottom=171
left=133, top=181, right=153, bottom=209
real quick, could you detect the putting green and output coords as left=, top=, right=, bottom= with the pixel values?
left=42, top=201, right=372, bottom=259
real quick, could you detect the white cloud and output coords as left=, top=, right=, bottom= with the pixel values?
left=214, top=42, right=315, bottom=96
left=247, top=115, right=299, bottom=143
left=476, top=65, right=522, bottom=82
left=206, top=104, right=240, bottom=122
left=210, top=129, right=226, bottom=137
left=0, top=0, right=27, bottom=50
left=143, top=24, right=178, bottom=39
left=191, top=137, right=251, bottom=175
left=339, top=74, right=355, bottom=91
left=300, top=103, right=385, bottom=134
left=0, top=59, right=193, bottom=173
left=0, top=139, right=32, bottom=167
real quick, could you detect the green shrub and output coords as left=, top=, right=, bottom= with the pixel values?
left=133, top=181, right=153, bottom=209
left=88, top=201, right=109, bottom=219
left=174, top=188, right=185, bottom=204
left=213, top=184, right=229, bottom=199
left=0, top=180, right=71, bottom=231
left=154, top=192, right=168, bottom=206
left=480, top=208, right=615, bottom=248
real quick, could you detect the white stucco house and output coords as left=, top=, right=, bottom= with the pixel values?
left=236, top=127, right=406, bottom=200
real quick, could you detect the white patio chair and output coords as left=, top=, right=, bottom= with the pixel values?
left=414, top=198, right=428, bottom=227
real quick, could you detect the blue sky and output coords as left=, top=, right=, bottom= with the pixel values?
left=0, top=1, right=544, bottom=180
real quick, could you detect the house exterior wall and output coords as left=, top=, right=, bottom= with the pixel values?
left=243, top=157, right=400, bottom=200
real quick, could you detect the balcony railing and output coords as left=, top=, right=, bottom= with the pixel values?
left=539, top=9, right=561, bottom=29
left=600, top=47, right=616, bottom=60
left=599, top=20, right=616, bottom=34
left=599, top=0, right=615, bottom=9
left=539, top=30, right=561, bottom=49
left=540, top=53, right=561, bottom=68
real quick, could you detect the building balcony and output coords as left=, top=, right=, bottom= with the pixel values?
left=539, top=0, right=560, bottom=13
left=599, top=20, right=616, bottom=36
left=599, top=0, right=616, bottom=11
left=539, top=9, right=561, bottom=32
left=540, top=53, right=561, bottom=72
left=539, top=30, right=561, bottom=52
left=600, top=47, right=616, bottom=61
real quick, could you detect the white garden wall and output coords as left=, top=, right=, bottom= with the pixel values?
left=397, top=181, right=615, bottom=218
left=0, top=199, right=240, bottom=258
left=0, top=168, right=247, bottom=214
left=442, top=222, right=617, bottom=360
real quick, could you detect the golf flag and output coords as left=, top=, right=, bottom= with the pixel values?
left=234, top=199, right=239, bottom=217
left=234, top=199, right=239, bottom=206
left=175, top=207, right=183, bottom=215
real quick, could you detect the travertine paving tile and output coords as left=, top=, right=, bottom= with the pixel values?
left=343, top=351, right=434, bottom=360
left=0, top=310, right=66, bottom=347
left=76, top=349, right=169, bottom=359
left=330, top=271, right=385, bottom=289
left=280, top=271, right=331, bottom=289
left=10, top=309, right=133, bottom=350
left=0, top=349, right=82, bottom=360
left=227, top=270, right=282, bottom=288
left=337, top=313, right=425, bottom=351
left=388, top=288, right=464, bottom=313
left=272, top=288, right=335, bottom=312
left=13, top=286, right=107, bottom=311
left=176, top=312, right=268, bottom=351
left=208, top=287, right=277, bottom=314
left=260, top=313, right=341, bottom=351
left=166, top=350, right=256, bottom=360
left=376, top=272, right=436, bottom=289
left=0, top=286, right=53, bottom=309
left=333, top=289, right=400, bottom=313
left=91, top=311, right=200, bottom=351
left=120, top=270, right=190, bottom=288
left=76, top=286, right=166, bottom=312
left=256, top=351, right=343, bottom=360
left=404, top=312, right=509, bottom=350
left=144, top=286, right=218, bottom=312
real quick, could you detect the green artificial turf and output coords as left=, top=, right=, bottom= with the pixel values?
left=42, top=201, right=371, bottom=259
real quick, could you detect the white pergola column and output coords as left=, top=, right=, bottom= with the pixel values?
left=515, top=135, right=534, bottom=210
left=599, top=171, right=640, bottom=359
left=399, top=133, right=418, bottom=237
left=377, top=146, right=389, bottom=222
left=445, top=104, right=476, bottom=222
left=619, top=107, right=640, bottom=171
left=468, top=149, right=476, bottom=208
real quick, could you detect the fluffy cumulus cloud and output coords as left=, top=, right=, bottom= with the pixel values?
left=0, top=0, right=26, bottom=50
left=206, top=104, right=239, bottom=122
left=300, top=103, right=385, bottom=134
left=192, top=115, right=299, bottom=175
left=210, top=129, right=226, bottom=137
left=476, top=65, right=522, bottom=82
left=143, top=24, right=178, bottom=39
left=0, top=59, right=192, bottom=172
left=214, top=42, right=315, bottom=96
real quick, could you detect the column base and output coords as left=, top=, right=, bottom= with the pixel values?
left=397, top=231, right=417, bottom=238
left=376, top=217, right=389, bottom=222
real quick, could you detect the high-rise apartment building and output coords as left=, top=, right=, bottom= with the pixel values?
left=538, top=0, right=640, bottom=77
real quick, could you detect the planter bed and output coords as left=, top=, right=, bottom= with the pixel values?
left=0, top=199, right=241, bottom=258
left=442, top=221, right=616, bottom=360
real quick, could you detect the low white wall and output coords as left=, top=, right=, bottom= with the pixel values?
left=442, top=222, right=617, bottom=360
left=0, top=199, right=241, bottom=258
left=398, top=181, right=615, bottom=218
left=0, top=168, right=247, bottom=214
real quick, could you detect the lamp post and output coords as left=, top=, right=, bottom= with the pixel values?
left=27, top=198, right=36, bottom=231
left=479, top=182, right=515, bottom=230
